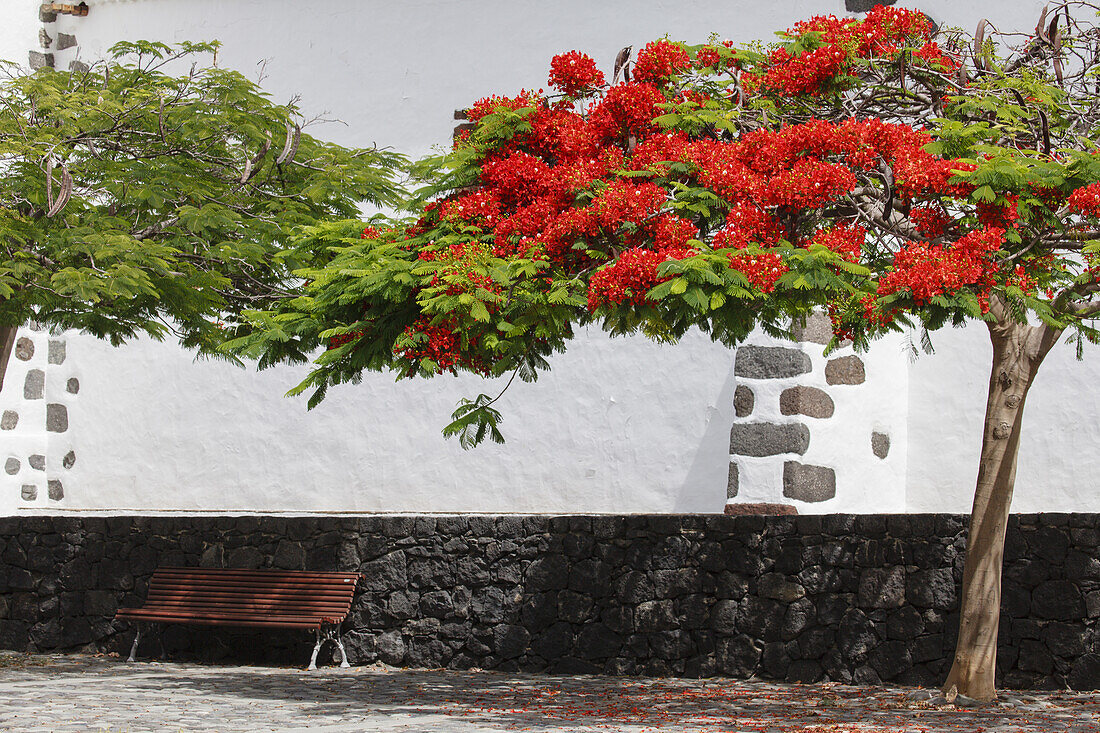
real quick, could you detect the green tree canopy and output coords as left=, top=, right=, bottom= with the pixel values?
left=0, top=40, right=406, bottom=385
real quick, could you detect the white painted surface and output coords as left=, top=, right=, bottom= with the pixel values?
left=1, top=0, right=1097, bottom=515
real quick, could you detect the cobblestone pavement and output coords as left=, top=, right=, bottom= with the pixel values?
left=1, top=653, right=1098, bottom=732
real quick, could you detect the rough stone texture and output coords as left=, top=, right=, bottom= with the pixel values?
left=19, top=485, right=36, bottom=501
left=871, top=432, right=890, bottom=459
left=726, top=463, right=738, bottom=498
left=23, top=370, right=44, bottom=400
left=730, top=423, right=810, bottom=457
left=0, top=514, right=1098, bottom=689
left=28, top=455, right=45, bottom=471
left=56, top=33, right=77, bottom=51
left=39, top=5, right=57, bottom=21
left=66, top=378, right=79, bottom=394
left=47, top=480, right=63, bottom=501
left=733, top=385, right=755, bottom=417
left=46, top=404, right=68, bottom=433
left=48, top=341, right=66, bottom=365
left=847, top=0, right=897, bottom=11
left=1, top=411, right=17, bottom=430
left=38, top=28, right=52, bottom=48
left=28, top=52, right=53, bottom=70
left=724, top=503, right=798, bottom=516
left=735, top=346, right=812, bottom=379
left=4, top=458, right=18, bottom=475
left=825, top=356, right=866, bottom=385
left=790, top=311, right=833, bottom=345
left=62, top=451, right=75, bottom=469
left=783, top=462, right=837, bottom=502
left=14, top=338, right=34, bottom=361
left=69, top=60, right=89, bottom=74
left=779, top=386, right=835, bottom=419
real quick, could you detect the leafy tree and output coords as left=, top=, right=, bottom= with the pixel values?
left=233, top=4, right=1100, bottom=701
left=0, top=40, right=406, bottom=388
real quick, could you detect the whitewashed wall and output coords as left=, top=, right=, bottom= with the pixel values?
left=2, top=0, right=1096, bottom=516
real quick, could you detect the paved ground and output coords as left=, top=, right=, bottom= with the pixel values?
left=1, top=653, right=1098, bottom=732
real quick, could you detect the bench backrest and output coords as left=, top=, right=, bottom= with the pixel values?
left=117, top=567, right=361, bottom=629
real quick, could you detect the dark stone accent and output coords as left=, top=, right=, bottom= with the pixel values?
left=46, top=404, right=68, bottom=432
left=779, top=386, right=835, bottom=419
left=1, top=411, right=17, bottom=430
left=730, top=423, right=809, bottom=457
left=66, top=378, right=79, bottom=394
left=24, top=370, right=44, bottom=399
left=4, top=458, right=18, bottom=475
left=0, top=514, right=1096, bottom=688
left=846, top=0, right=896, bottom=10
left=69, top=60, right=89, bottom=74
left=28, top=52, right=54, bottom=70
left=733, top=385, right=755, bottom=417
left=825, top=355, right=865, bottom=385
left=726, top=463, right=738, bottom=498
left=871, top=432, right=890, bottom=459
left=20, top=485, right=36, bottom=501
left=40, top=5, right=57, bottom=21
left=56, top=33, right=77, bottom=51
left=63, top=451, right=75, bottom=469
left=29, top=455, right=44, bottom=471
left=14, top=338, right=33, bottom=361
left=48, top=340, right=65, bottom=365
left=724, top=503, right=797, bottom=516
left=782, top=462, right=836, bottom=502
left=47, top=480, right=63, bottom=501
left=734, top=346, right=811, bottom=379
left=790, top=311, right=833, bottom=344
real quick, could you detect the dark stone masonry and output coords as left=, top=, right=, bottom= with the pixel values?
left=1, top=514, right=1099, bottom=690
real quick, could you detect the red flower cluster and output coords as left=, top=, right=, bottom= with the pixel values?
left=632, top=40, right=692, bottom=85
left=878, top=227, right=1005, bottom=307
left=1068, top=182, right=1100, bottom=216
left=394, top=316, right=487, bottom=374
left=548, top=51, right=605, bottom=97
left=910, top=207, right=950, bottom=238
left=976, top=194, right=1020, bottom=230
left=588, top=246, right=689, bottom=309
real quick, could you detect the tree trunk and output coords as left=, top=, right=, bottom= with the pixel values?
left=0, top=325, right=18, bottom=395
left=942, top=306, right=1060, bottom=701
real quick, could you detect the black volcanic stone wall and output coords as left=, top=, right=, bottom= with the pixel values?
left=1, top=513, right=1099, bottom=689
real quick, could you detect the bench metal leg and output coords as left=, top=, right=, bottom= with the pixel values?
left=308, top=629, right=323, bottom=671
left=127, top=625, right=142, bottom=663
left=307, top=623, right=350, bottom=670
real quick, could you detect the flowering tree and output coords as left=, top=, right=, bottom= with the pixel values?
left=0, top=41, right=405, bottom=389
left=235, top=4, right=1100, bottom=700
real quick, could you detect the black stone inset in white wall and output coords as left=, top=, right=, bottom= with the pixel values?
left=872, top=432, right=891, bottom=459
left=735, top=346, right=812, bottom=379
left=23, top=370, right=43, bottom=399
left=733, top=385, right=755, bottom=417
left=783, top=462, right=836, bottom=502
left=727, top=463, right=739, bottom=498
left=780, top=386, right=835, bottom=419
left=730, top=423, right=810, bottom=457
left=46, top=404, right=68, bottom=433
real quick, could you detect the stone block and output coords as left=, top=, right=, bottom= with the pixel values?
left=790, top=311, right=833, bottom=344
left=4, top=458, right=18, bottom=475
left=14, top=337, right=33, bottom=361
left=46, top=403, right=67, bottom=432
left=726, top=462, right=738, bottom=498
left=28, top=455, right=44, bottom=471
left=733, top=385, right=755, bottom=416
left=1031, top=580, right=1085, bottom=620
left=28, top=52, right=53, bottom=70
left=723, top=502, right=798, bottom=516
left=66, top=378, right=79, bottom=394
left=20, top=485, right=37, bottom=501
left=56, top=33, right=77, bottom=51
left=730, top=423, right=810, bottom=457
left=48, top=340, right=65, bottom=365
left=62, top=451, right=75, bottom=469
left=858, top=567, right=906, bottom=609
left=825, top=355, right=866, bottom=385
left=782, top=462, right=836, bottom=502
left=871, top=432, right=890, bottom=459
left=735, top=346, right=811, bottom=379
left=779, top=386, right=835, bottom=418
left=1, top=411, right=18, bottom=430
left=758, top=573, right=805, bottom=602
left=24, top=370, right=44, bottom=399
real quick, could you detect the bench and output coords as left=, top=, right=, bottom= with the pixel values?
left=115, top=567, right=361, bottom=670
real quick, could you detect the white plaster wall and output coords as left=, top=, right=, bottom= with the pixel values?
left=0, top=2, right=39, bottom=69
left=3, top=0, right=1096, bottom=514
